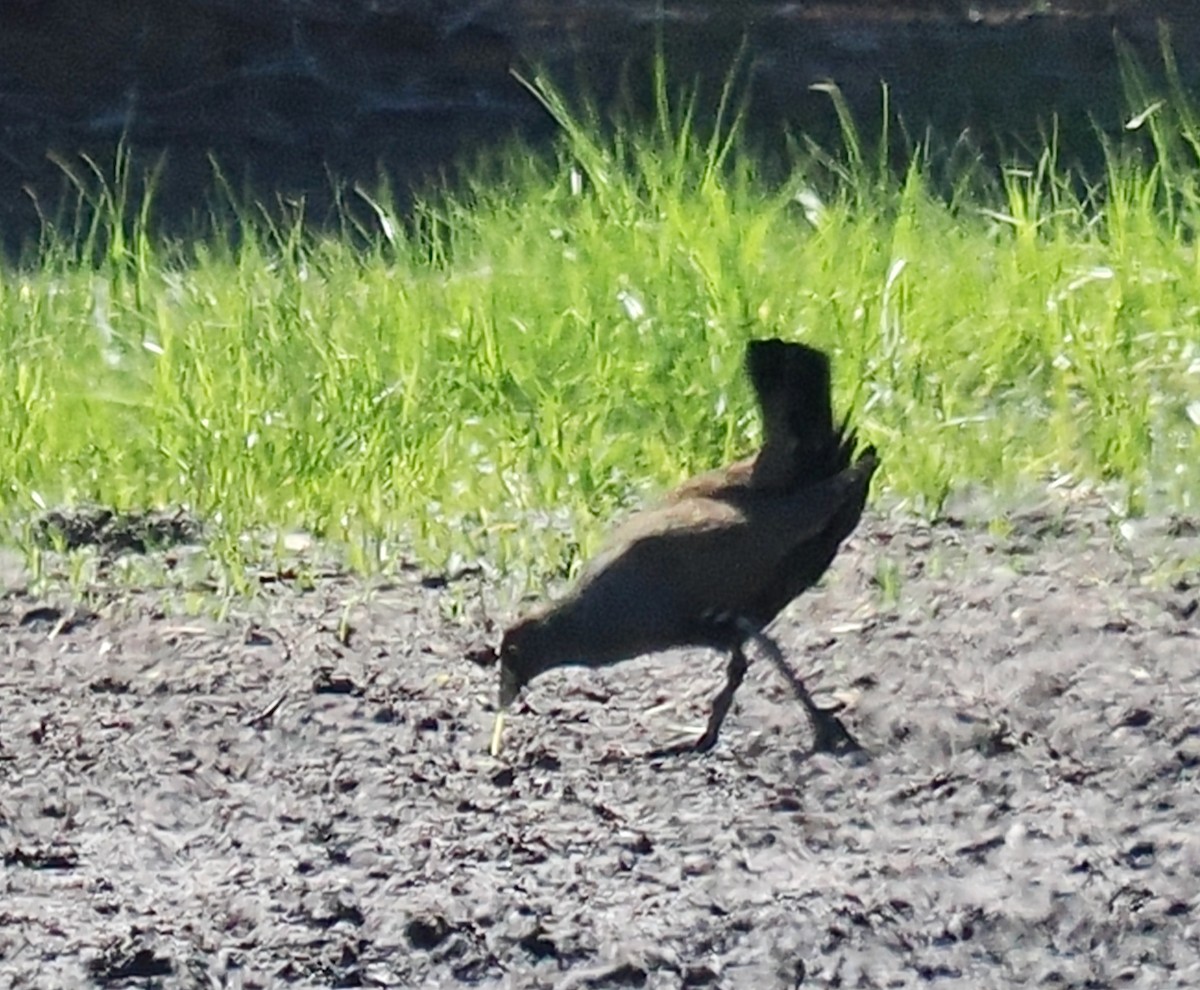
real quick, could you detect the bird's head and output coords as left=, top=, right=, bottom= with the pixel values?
left=497, top=608, right=566, bottom=709
left=497, top=615, right=538, bottom=709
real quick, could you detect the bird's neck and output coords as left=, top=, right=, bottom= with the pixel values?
left=519, top=602, right=591, bottom=678
left=519, top=595, right=632, bottom=682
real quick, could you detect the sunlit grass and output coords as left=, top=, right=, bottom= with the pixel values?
left=1, top=66, right=1199, bottom=592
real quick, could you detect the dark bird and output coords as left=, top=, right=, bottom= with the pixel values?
left=490, top=339, right=879, bottom=755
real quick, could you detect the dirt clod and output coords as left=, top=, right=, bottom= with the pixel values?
left=35, top=506, right=203, bottom=555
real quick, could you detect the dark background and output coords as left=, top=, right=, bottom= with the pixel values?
left=1, top=1, right=1196, bottom=254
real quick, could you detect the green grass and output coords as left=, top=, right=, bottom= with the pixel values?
left=2, top=69, right=1199, bottom=592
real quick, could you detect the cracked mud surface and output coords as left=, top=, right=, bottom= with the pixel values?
left=1, top=497, right=1198, bottom=988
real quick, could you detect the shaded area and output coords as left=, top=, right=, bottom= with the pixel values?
left=1, top=495, right=1197, bottom=986
left=0, top=1, right=1198, bottom=255
left=33, top=507, right=204, bottom=556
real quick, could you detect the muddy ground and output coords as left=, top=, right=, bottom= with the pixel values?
left=1, top=495, right=1198, bottom=989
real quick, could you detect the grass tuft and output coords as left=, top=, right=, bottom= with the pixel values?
left=2, top=64, right=1199, bottom=592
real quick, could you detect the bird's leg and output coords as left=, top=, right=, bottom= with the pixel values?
left=692, top=645, right=749, bottom=752
left=743, top=626, right=863, bottom=755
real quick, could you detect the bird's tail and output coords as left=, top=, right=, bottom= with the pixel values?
left=745, top=339, right=861, bottom=487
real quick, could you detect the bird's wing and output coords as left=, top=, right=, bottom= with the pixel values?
left=582, top=454, right=876, bottom=618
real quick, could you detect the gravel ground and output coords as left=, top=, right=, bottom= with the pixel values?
left=1, top=496, right=1198, bottom=989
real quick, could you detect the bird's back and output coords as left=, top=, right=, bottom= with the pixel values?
left=579, top=445, right=875, bottom=643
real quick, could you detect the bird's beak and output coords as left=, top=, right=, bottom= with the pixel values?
left=489, top=709, right=507, bottom=757
left=490, top=661, right=524, bottom=757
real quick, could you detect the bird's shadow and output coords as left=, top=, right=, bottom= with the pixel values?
left=495, top=731, right=872, bottom=778
left=614, top=731, right=871, bottom=769
left=642, top=705, right=867, bottom=762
